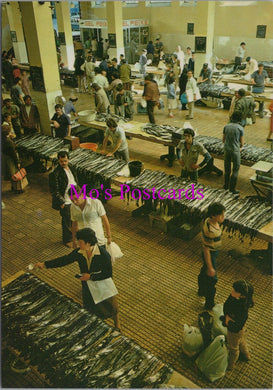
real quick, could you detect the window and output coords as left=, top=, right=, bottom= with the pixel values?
left=122, top=1, right=139, bottom=7
left=180, top=1, right=197, bottom=6
left=146, top=1, right=172, bottom=7
left=91, top=1, right=106, bottom=8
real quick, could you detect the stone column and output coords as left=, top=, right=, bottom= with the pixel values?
left=194, top=1, right=216, bottom=77
left=106, top=2, right=124, bottom=59
left=6, top=2, right=28, bottom=63
left=20, top=1, right=62, bottom=135
left=55, top=1, right=75, bottom=70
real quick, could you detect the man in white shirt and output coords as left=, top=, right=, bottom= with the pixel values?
left=49, top=151, right=78, bottom=247
left=240, top=56, right=258, bottom=80
left=68, top=187, right=112, bottom=249
left=185, top=70, right=198, bottom=119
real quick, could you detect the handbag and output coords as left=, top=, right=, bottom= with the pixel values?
left=12, top=168, right=27, bottom=181
left=87, top=277, right=118, bottom=304
left=180, top=93, right=187, bottom=104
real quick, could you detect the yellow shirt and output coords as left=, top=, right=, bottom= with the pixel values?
left=202, top=218, right=222, bottom=251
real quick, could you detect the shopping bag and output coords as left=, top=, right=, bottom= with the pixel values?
left=246, top=117, right=252, bottom=125
left=11, top=176, right=28, bottom=192
left=182, top=324, right=204, bottom=357
left=106, top=242, right=124, bottom=264
left=211, top=304, right=227, bottom=338
left=158, top=98, right=165, bottom=110
left=12, top=168, right=27, bottom=181
left=180, top=93, right=187, bottom=104
left=87, top=277, right=118, bottom=304
left=140, top=98, right=147, bottom=108
left=195, top=335, right=228, bottom=382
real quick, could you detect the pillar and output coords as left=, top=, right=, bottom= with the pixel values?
left=195, top=1, right=215, bottom=77
left=106, top=2, right=124, bottom=59
left=20, top=2, right=62, bottom=135
left=55, top=2, right=75, bottom=70
left=6, top=2, right=28, bottom=63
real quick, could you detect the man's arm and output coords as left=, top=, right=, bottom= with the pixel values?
left=101, top=214, right=111, bottom=244
left=107, top=139, right=122, bottom=155
left=67, top=124, right=71, bottom=137
left=101, top=136, right=109, bottom=153
left=240, top=135, right=244, bottom=151
left=203, top=245, right=216, bottom=277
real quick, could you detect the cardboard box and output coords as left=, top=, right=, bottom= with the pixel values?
left=11, top=176, right=28, bottom=192
left=64, top=136, right=80, bottom=150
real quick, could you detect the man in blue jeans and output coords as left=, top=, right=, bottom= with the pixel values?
left=223, top=111, right=244, bottom=195
left=198, top=203, right=225, bottom=310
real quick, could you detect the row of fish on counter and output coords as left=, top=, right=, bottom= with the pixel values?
left=2, top=273, right=173, bottom=388
left=142, top=124, right=273, bottom=163
left=126, top=169, right=272, bottom=241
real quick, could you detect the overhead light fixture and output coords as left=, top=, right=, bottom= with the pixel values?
left=219, top=1, right=257, bottom=6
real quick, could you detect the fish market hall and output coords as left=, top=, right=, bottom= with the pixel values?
left=1, top=1, right=273, bottom=389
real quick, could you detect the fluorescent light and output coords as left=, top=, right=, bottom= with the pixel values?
left=219, top=1, right=257, bottom=6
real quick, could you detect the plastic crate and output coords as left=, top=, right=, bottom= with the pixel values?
left=148, top=211, right=173, bottom=233
left=168, top=216, right=201, bottom=241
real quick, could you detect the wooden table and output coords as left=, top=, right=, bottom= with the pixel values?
left=216, top=76, right=273, bottom=89
left=221, top=91, right=272, bottom=103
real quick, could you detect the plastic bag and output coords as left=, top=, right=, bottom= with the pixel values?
left=211, top=304, right=227, bottom=338
left=182, top=324, right=204, bottom=357
left=140, top=98, right=147, bottom=108
left=180, top=93, right=187, bottom=104
left=158, top=98, right=165, bottom=110
left=106, top=242, right=124, bottom=264
left=198, top=311, right=213, bottom=347
left=195, top=335, right=228, bottom=382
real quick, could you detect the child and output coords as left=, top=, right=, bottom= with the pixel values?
left=198, top=202, right=225, bottom=310
left=222, top=280, right=254, bottom=370
left=167, top=76, right=176, bottom=118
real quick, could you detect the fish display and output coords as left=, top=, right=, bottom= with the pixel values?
left=126, top=169, right=272, bottom=241
left=2, top=273, right=173, bottom=388
left=95, top=113, right=129, bottom=123
left=14, top=134, right=68, bottom=161
left=198, top=83, right=232, bottom=98
left=142, top=125, right=273, bottom=164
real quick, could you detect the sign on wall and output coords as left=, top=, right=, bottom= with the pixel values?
left=10, top=31, right=17, bottom=43
left=256, top=25, right=266, bottom=38
left=195, top=36, right=206, bottom=53
left=108, top=33, right=116, bottom=48
left=187, top=23, right=194, bottom=35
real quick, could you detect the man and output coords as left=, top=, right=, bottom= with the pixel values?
left=51, top=104, right=71, bottom=138
left=92, top=83, right=110, bottom=114
left=171, top=54, right=180, bottom=92
left=185, top=47, right=192, bottom=66
left=2, top=98, right=21, bottom=138
left=240, top=56, right=258, bottom=80
left=129, top=40, right=137, bottom=64
left=177, top=127, right=211, bottom=182
left=185, top=70, right=198, bottom=119
left=115, top=83, right=134, bottom=120
left=91, top=37, right=98, bottom=56
left=155, top=38, right=163, bottom=58
left=68, top=186, right=112, bottom=249
left=139, top=49, right=147, bottom=76
left=223, top=111, right=244, bottom=195
left=2, top=53, right=14, bottom=91
left=108, top=71, right=122, bottom=114
left=99, top=55, right=109, bottom=73
left=198, top=63, right=212, bottom=85
left=20, top=95, right=40, bottom=135
left=234, top=89, right=249, bottom=126
left=49, top=150, right=78, bottom=247
left=11, top=77, right=24, bottom=107
left=188, top=51, right=195, bottom=75
left=234, top=42, right=246, bottom=71
left=198, top=202, right=225, bottom=310
left=143, top=74, right=160, bottom=124
left=251, top=63, right=269, bottom=118
left=64, top=95, right=78, bottom=117
left=101, top=117, right=129, bottom=162
left=93, top=67, right=109, bottom=90
left=119, top=59, right=131, bottom=90
left=84, top=36, right=91, bottom=52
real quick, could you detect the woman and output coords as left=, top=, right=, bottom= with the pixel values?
left=222, top=280, right=254, bottom=370
left=179, top=64, right=188, bottom=110
left=2, top=124, right=20, bottom=180
left=34, top=228, right=120, bottom=330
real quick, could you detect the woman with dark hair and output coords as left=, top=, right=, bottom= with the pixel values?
left=34, top=227, right=120, bottom=330
left=179, top=64, right=188, bottom=109
left=222, top=280, right=254, bottom=370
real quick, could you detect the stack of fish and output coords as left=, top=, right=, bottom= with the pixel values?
left=51, top=148, right=127, bottom=189
left=95, top=113, right=129, bottom=123
left=127, top=169, right=272, bottom=240
left=198, top=84, right=232, bottom=98
left=2, top=273, right=173, bottom=388
left=142, top=124, right=183, bottom=141
left=15, top=134, right=68, bottom=160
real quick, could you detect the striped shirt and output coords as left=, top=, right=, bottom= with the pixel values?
left=202, top=218, right=222, bottom=251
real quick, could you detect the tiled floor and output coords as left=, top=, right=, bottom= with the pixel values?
left=1, top=83, right=272, bottom=388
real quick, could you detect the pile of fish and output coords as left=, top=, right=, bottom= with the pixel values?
left=126, top=169, right=272, bottom=240
left=2, top=273, right=173, bottom=388
left=198, top=84, right=232, bottom=98
left=52, top=148, right=127, bottom=188
left=95, top=113, right=129, bottom=123
left=14, top=134, right=68, bottom=160
left=142, top=124, right=183, bottom=142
